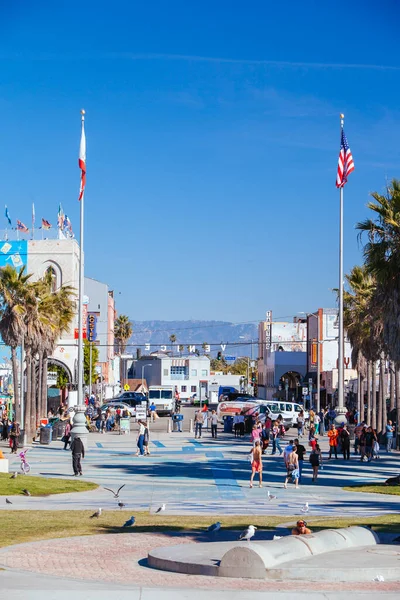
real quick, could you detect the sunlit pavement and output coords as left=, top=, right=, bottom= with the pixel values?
left=1, top=420, right=399, bottom=517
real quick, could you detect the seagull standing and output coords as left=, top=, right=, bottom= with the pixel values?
left=155, top=503, right=166, bottom=514
left=22, top=489, right=31, bottom=496
left=123, top=516, right=136, bottom=528
left=5, top=498, right=12, bottom=505
left=10, top=472, right=18, bottom=479
left=118, top=501, right=126, bottom=509
left=207, top=521, right=221, bottom=534
left=300, top=502, right=309, bottom=514
left=103, top=485, right=125, bottom=498
left=90, top=508, right=102, bottom=519
left=239, top=525, right=257, bottom=541
left=267, top=491, right=277, bottom=501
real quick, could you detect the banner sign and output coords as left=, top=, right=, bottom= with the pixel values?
left=87, top=313, right=98, bottom=342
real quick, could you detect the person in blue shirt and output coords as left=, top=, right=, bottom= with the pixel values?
left=386, top=420, right=395, bottom=452
left=149, top=402, right=157, bottom=422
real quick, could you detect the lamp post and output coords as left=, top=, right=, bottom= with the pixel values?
left=141, top=364, right=152, bottom=389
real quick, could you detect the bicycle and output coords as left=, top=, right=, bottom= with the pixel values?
left=18, top=449, right=31, bottom=474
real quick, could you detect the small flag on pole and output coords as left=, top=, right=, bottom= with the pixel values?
left=57, top=204, right=64, bottom=229
left=5, top=206, right=12, bottom=226
left=41, top=218, right=52, bottom=229
left=78, top=111, right=86, bottom=201
left=336, top=129, right=354, bottom=188
left=17, top=220, right=29, bottom=233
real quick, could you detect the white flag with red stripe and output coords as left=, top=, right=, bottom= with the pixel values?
left=78, top=115, right=86, bottom=201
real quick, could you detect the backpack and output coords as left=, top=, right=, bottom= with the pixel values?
left=278, top=425, right=286, bottom=437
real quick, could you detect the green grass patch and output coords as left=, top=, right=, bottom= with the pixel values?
left=1, top=511, right=400, bottom=549
left=0, top=473, right=98, bottom=496
left=343, top=483, right=400, bottom=496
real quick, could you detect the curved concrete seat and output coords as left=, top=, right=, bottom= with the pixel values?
left=219, top=526, right=378, bottom=578
left=148, top=527, right=379, bottom=580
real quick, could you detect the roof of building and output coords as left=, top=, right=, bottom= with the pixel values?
left=122, top=379, right=148, bottom=392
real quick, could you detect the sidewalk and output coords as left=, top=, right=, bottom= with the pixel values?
left=1, top=427, right=399, bottom=516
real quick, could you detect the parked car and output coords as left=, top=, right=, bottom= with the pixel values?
left=100, top=402, right=136, bottom=417
left=109, top=392, right=147, bottom=411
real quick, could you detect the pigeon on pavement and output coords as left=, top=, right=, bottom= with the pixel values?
left=90, top=508, right=102, bottom=518
left=103, top=485, right=125, bottom=498
left=207, top=521, right=221, bottom=534
left=123, top=516, right=136, bottom=527
left=300, top=502, right=309, bottom=514
left=22, top=489, right=31, bottom=496
left=10, top=472, right=18, bottom=479
left=118, top=501, right=126, bottom=509
left=155, top=503, right=166, bottom=514
left=239, top=525, right=257, bottom=541
left=267, top=491, right=277, bottom=501
left=5, top=498, right=12, bottom=504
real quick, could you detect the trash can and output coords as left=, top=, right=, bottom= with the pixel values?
left=224, top=416, right=233, bottom=433
left=40, top=424, right=53, bottom=445
left=172, top=413, right=183, bottom=432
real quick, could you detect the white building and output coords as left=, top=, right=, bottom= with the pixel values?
left=131, top=353, right=242, bottom=402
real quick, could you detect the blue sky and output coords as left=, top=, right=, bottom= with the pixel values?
left=1, top=1, right=399, bottom=323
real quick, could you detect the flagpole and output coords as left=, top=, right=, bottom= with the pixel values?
left=77, top=110, right=85, bottom=406
left=337, top=112, right=346, bottom=424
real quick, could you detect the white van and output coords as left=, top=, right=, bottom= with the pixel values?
left=148, top=386, right=175, bottom=416
left=264, top=400, right=308, bottom=427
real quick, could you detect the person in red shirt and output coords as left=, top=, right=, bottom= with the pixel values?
left=327, top=424, right=339, bottom=459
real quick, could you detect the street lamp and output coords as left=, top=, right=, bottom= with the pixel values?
left=141, top=364, right=152, bottom=390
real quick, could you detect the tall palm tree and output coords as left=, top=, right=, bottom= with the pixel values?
left=115, top=314, right=133, bottom=382
left=0, top=265, right=32, bottom=423
left=115, top=315, right=133, bottom=354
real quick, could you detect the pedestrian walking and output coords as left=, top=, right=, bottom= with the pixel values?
left=309, top=443, right=322, bottom=482
left=249, top=440, right=263, bottom=488
left=294, top=438, right=306, bottom=483
left=386, top=421, right=395, bottom=453
left=309, top=409, right=315, bottom=432
left=194, top=410, right=204, bottom=439
left=149, top=402, right=157, bottom=423
left=233, top=412, right=241, bottom=438
left=318, top=410, right=325, bottom=436
left=327, top=424, right=339, bottom=459
left=1, top=416, right=9, bottom=441
left=284, top=448, right=299, bottom=489
left=340, top=425, right=351, bottom=460
left=297, top=411, right=305, bottom=437
left=136, top=420, right=146, bottom=456
left=238, top=412, right=245, bottom=437
left=283, top=439, right=294, bottom=468
left=271, top=420, right=283, bottom=455
left=9, top=419, right=20, bottom=454
left=364, top=426, right=376, bottom=462
left=144, top=423, right=151, bottom=455
left=250, top=424, right=261, bottom=446
left=201, top=403, right=209, bottom=430
left=210, top=410, right=218, bottom=438
left=372, top=435, right=380, bottom=460
left=70, top=436, right=85, bottom=476
left=314, top=412, right=320, bottom=435
left=261, top=420, right=270, bottom=454
left=63, top=421, right=72, bottom=450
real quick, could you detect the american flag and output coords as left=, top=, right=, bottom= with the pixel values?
left=78, top=114, right=86, bottom=201
left=17, top=220, right=29, bottom=233
left=336, top=129, right=354, bottom=188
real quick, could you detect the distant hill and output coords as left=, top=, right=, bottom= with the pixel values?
left=128, top=320, right=258, bottom=357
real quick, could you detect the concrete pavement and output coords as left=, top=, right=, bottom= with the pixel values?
left=1, top=421, right=399, bottom=516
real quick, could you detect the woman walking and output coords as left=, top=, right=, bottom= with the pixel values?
left=136, top=420, right=146, bottom=456
left=249, top=440, right=263, bottom=488
left=309, top=443, right=322, bottom=482
left=63, top=420, right=72, bottom=450
left=143, top=422, right=151, bottom=456
left=340, top=425, right=351, bottom=460
left=271, top=421, right=283, bottom=455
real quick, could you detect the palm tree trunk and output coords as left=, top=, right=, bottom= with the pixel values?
left=41, top=353, right=49, bottom=419
left=357, top=371, right=362, bottom=421
left=367, top=361, right=371, bottom=426
left=33, top=357, right=40, bottom=434
left=29, top=356, right=37, bottom=441
left=390, top=361, right=395, bottom=412
left=24, top=353, right=32, bottom=438
left=377, top=359, right=383, bottom=434
left=371, top=361, right=377, bottom=430
left=11, top=347, right=20, bottom=423
left=37, top=353, right=43, bottom=420
left=396, top=363, right=400, bottom=450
